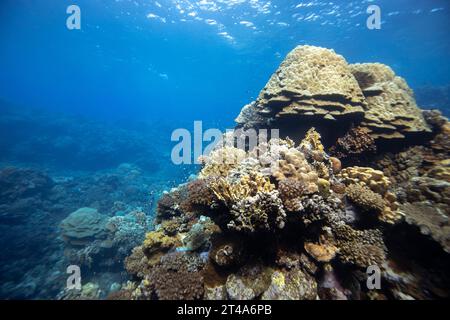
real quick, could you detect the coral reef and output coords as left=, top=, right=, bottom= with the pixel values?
left=5, top=45, right=448, bottom=300
left=119, top=46, right=450, bottom=301
left=124, top=123, right=420, bottom=300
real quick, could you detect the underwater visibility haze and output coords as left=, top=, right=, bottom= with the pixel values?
left=0, top=0, right=449, bottom=300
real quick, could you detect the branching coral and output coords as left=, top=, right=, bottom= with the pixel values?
left=210, top=172, right=274, bottom=208
left=125, top=246, right=150, bottom=278
left=333, top=224, right=387, bottom=268
left=155, top=188, right=186, bottom=222
left=228, top=190, right=287, bottom=233
left=300, top=128, right=325, bottom=154
left=143, top=252, right=205, bottom=300
left=300, top=194, right=343, bottom=225
left=330, top=126, right=376, bottom=159
left=199, top=146, right=247, bottom=178
left=182, top=178, right=217, bottom=211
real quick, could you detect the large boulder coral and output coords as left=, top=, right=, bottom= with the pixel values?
left=235, top=45, right=432, bottom=147
left=236, top=45, right=366, bottom=141
left=60, top=207, right=108, bottom=246
left=350, top=63, right=431, bottom=142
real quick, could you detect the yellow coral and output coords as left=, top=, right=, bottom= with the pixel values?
left=304, top=242, right=338, bottom=263
left=339, top=166, right=391, bottom=194
left=210, top=172, right=275, bottom=207
left=199, top=147, right=247, bottom=178
left=142, top=230, right=180, bottom=255
left=300, top=128, right=325, bottom=153
left=271, top=271, right=286, bottom=288
left=339, top=167, right=403, bottom=224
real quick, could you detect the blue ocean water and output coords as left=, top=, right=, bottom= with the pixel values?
left=1, top=0, right=449, bottom=122
left=0, top=0, right=449, bottom=299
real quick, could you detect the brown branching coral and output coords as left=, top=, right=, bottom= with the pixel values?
left=182, top=178, right=217, bottom=211
left=160, top=218, right=182, bottom=236
left=375, top=146, right=435, bottom=184
left=125, top=246, right=150, bottom=278
left=156, top=187, right=188, bottom=222
left=330, top=126, right=376, bottom=159
left=228, top=190, right=286, bottom=233
left=334, top=225, right=387, bottom=268
left=144, top=252, right=205, bottom=300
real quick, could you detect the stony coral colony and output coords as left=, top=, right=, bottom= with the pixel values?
left=119, top=46, right=449, bottom=301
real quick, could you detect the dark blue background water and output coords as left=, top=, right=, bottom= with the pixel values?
left=1, top=0, right=449, bottom=124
